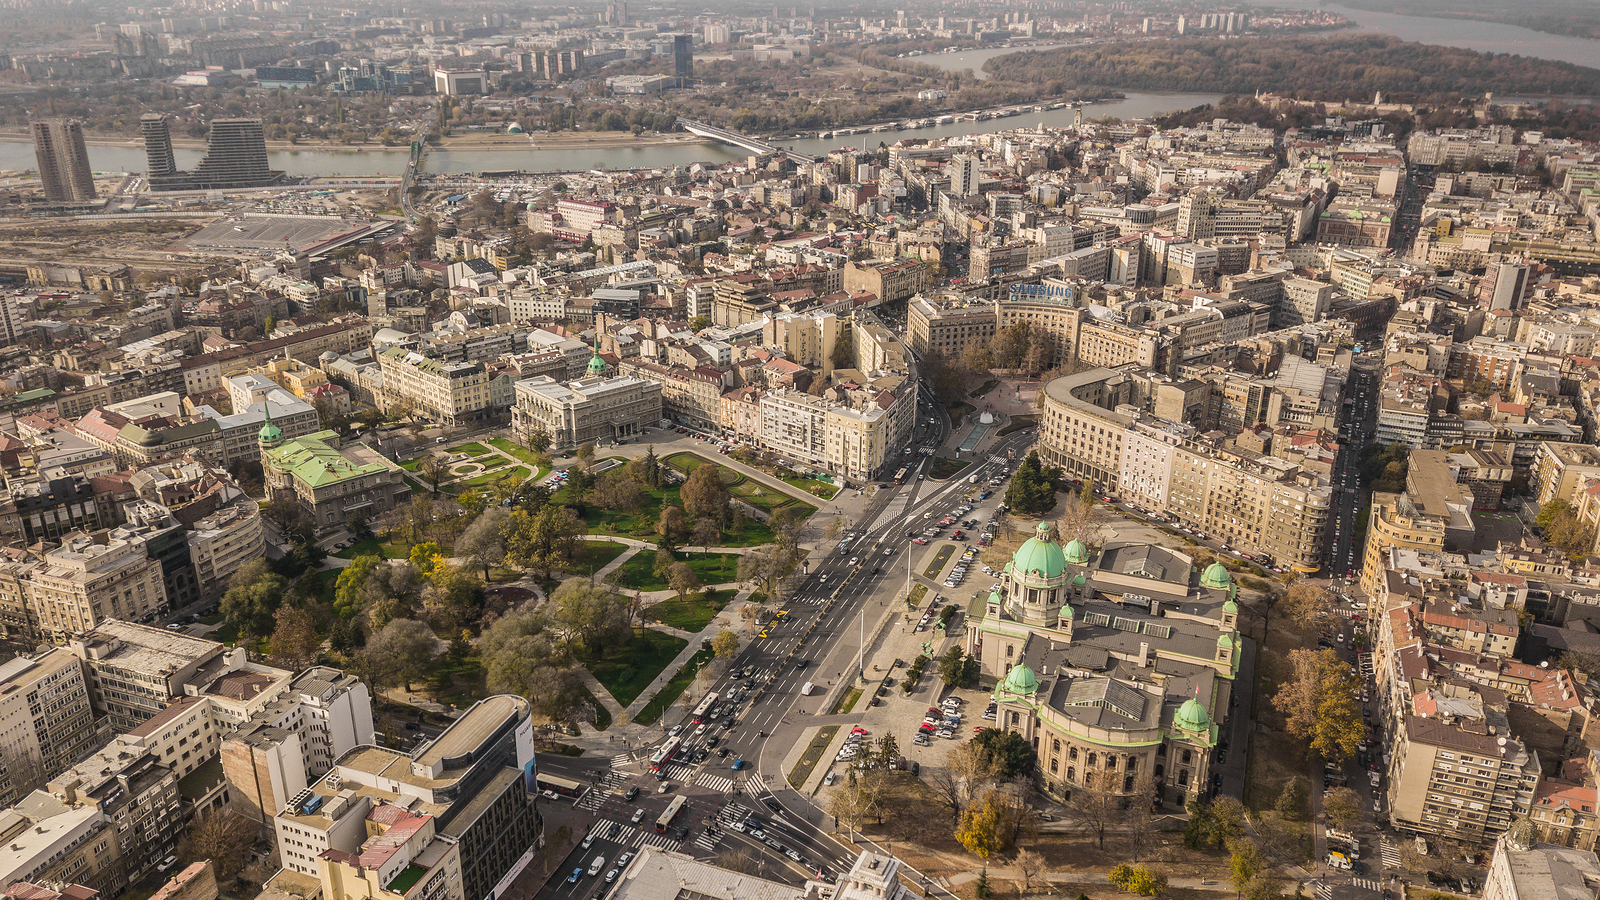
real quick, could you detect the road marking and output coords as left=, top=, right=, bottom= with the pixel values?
left=744, top=774, right=768, bottom=795
left=696, top=773, right=736, bottom=793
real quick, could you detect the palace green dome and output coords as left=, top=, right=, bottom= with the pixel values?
left=1012, top=522, right=1067, bottom=580
left=1200, top=562, right=1232, bottom=590
left=1174, top=697, right=1212, bottom=734
left=1000, top=663, right=1038, bottom=696
left=586, top=351, right=607, bottom=377
left=1064, top=539, right=1089, bottom=566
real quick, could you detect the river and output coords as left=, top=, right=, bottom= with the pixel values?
left=0, top=91, right=1224, bottom=177
left=1266, top=0, right=1600, bottom=70
left=904, top=43, right=1078, bottom=80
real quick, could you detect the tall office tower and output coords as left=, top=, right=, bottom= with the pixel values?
left=1177, top=190, right=1217, bottom=242
left=672, top=32, right=693, bottom=80
left=950, top=154, right=981, bottom=197
left=30, top=119, right=95, bottom=202
left=141, top=113, right=177, bottom=179
left=188, top=118, right=273, bottom=188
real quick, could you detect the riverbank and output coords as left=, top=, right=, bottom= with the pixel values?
left=0, top=127, right=715, bottom=155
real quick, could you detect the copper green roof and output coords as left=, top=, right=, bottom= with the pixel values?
left=1174, top=697, right=1211, bottom=734
left=1200, top=562, right=1232, bottom=590
left=263, top=430, right=398, bottom=488
left=999, top=663, right=1038, bottom=696
left=1012, top=522, right=1066, bottom=580
left=1064, top=538, right=1089, bottom=565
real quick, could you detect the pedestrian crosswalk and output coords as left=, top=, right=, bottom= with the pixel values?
left=663, top=763, right=697, bottom=781
left=638, top=832, right=681, bottom=851
left=611, top=753, right=634, bottom=768
left=693, top=831, right=720, bottom=852
left=1380, top=840, right=1401, bottom=869
left=1313, top=881, right=1332, bottom=900
left=695, top=772, right=736, bottom=793
left=744, top=774, right=768, bottom=796
left=577, top=787, right=612, bottom=811
left=1352, top=878, right=1383, bottom=891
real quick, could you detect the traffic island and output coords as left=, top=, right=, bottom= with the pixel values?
left=787, top=724, right=839, bottom=789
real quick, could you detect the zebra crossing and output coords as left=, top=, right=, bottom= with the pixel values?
left=638, top=832, right=681, bottom=851
left=1352, top=878, right=1383, bottom=891
left=662, top=763, right=697, bottom=782
left=577, top=787, right=612, bottom=811
left=693, top=830, right=720, bottom=852
left=611, top=753, right=635, bottom=769
left=1380, top=840, right=1401, bottom=870
left=1313, top=881, right=1332, bottom=900
left=743, top=774, right=768, bottom=796
left=695, top=772, right=736, bottom=793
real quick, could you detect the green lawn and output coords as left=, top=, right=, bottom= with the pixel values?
left=779, top=474, right=841, bottom=501
left=447, top=442, right=491, bottom=455
left=312, top=569, right=341, bottom=606
left=559, top=540, right=630, bottom=578
left=555, top=479, right=783, bottom=546
left=644, top=589, right=734, bottom=633
left=572, top=680, right=613, bottom=731
left=458, top=465, right=529, bottom=488
left=333, top=535, right=409, bottom=560
left=928, top=457, right=971, bottom=480
left=788, top=725, right=839, bottom=789
left=634, top=647, right=714, bottom=726
left=429, top=653, right=487, bottom=711
left=400, top=456, right=425, bottom=472
left=612, top=551, right=741, bottom=591
left=490, top=437, right=547, bottom=467
left=997, top=414, right=1038, bottom=437
left=586, top=628, right=688, bottom=708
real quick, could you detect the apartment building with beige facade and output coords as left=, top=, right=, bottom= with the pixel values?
left=376, top=349, right=491, bottom=425
left=0, top=649, right=103, bottom=806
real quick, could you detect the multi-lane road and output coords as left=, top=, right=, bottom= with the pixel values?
left=1328, top=352, right=1381, bottom=580
left=531, top=406, right=1039, bottom=899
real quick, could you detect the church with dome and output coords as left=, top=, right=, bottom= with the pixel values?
left=964, top=522, right=1241, bottom=806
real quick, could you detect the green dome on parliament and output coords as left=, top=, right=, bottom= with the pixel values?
left=1012, top=522, right=1067, bottom=580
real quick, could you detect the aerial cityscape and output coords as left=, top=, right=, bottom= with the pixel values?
left=5, top=4, right=1600, bottom=900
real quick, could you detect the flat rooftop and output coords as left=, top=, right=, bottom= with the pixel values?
left=175, top=214, right=373, bottom=254
left=416, top=694, right=519, bottom=770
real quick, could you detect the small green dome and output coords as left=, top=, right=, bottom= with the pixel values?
left=1218, top=633, right=1234, bottom=649
left=1064, top=539, right=1089, bottom=565
left=586, top=351, right=607, bottom=377
left=987, top=590, right=1002, bottom=606
left=1174, top=697, right=1212, bottom=734
left=1223, top=598, right=1238, bottom=615
left=258, top=403, right=283, bottom=447
left=1000, top=663, right=1038, bottom=696
left=1072, top=573, right=1086, bottom=586
left=1012, top=522, right=1067, bottom=580
left=1200, top=562, right=1232, bottom=590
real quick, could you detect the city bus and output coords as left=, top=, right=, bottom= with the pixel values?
left=536, top=773, right=584, bottom=796
left=655, top=794, right=687, bottom=832
left=893, top=467, right=908, bottom=485
left=649, top=736, right=682, bottom=772
left=690, top=692, right=720, bottom=724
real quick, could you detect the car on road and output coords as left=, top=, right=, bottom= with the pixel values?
left=749, top=827, right=767, bottom=840
left=824, top=772, right=835, bottom=786
left=631, top=808, right=645, bottom=824
left=568, top=869, right=583, bottom=884
left=582, top=832, right=597, bottom=849
left=732, top=758, right=747, bottom=770
left=764, top=798, right=782, bottom=812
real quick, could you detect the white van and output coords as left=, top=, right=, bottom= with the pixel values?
left=588, top=856, right=606, bottom=876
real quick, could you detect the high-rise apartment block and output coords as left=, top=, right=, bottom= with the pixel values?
left=30, top=119, right=95, bottom=202
left=145, top=117, right=279, bottom=191
left=0, top=649, right=104, bottom=806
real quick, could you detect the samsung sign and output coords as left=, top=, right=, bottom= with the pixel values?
left=1009, top=283, right=1074, bottom=302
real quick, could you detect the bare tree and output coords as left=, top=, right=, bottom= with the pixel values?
left=177, top=809, right=257, bottom=883
left=1065, top=769, right=1123, bottom=850
left=926, top=740, right=1000, bottom=823
left=1013, top=848, right=1048, bottom=895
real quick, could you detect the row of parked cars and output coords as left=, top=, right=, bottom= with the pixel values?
left=675, top=427, right=736, bottom=454
left=943, top=545, right=981, bottom=589
left=914, top=697, right=967, bottom=745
